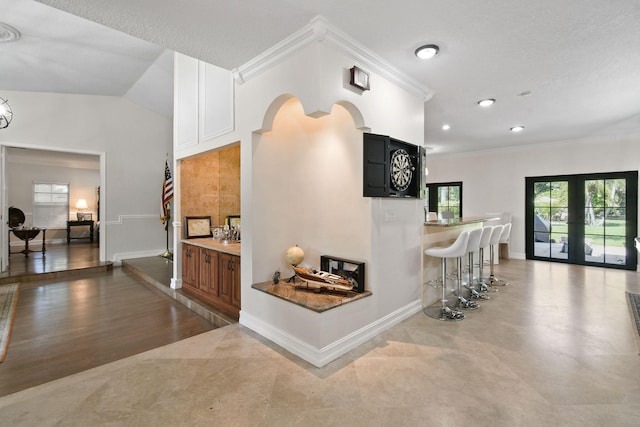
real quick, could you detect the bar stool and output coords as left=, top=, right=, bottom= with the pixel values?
left=484, top=225, right=504, bottom=286
left=463, top=227, right=490, bottom=301
left=490, top=223, right=511, bottom=286
left=477, top=226, right=498, bottom=293
left=424, top=230, right=470, bottom=321
left=455, top=241, right=480, bottom=310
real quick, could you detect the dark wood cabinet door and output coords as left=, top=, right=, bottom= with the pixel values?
left=203, top=249, right=220, bottom=298
left=199, top=249, right=219, bottom=296
left=230, top=256, right=241, bottom=308
left=218, top=252, right=233, bottom=305
left=182, top=244, right=199, bottom=288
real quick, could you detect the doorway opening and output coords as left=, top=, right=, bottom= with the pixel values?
left=525, top=171, right=638, bottom=270
left=2, top=146, right=103, bottom=276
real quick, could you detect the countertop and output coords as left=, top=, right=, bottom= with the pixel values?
left=182, top=238, right=241, bottom=256
left=252, top=279, right=372, bottom=313
left=424, top=215, right=500, bottom=227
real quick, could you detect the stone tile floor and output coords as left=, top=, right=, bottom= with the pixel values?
left=1, top=259, right=639, bottom=426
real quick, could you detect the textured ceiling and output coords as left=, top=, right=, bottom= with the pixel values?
left=4, top=0, right=640, bottom=155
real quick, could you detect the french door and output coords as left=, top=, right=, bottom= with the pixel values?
left=525, top=171, right=638, bottom=270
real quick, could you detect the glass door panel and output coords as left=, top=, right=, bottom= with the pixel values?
left=526, top=172, right=637, bottom=270
left=533, top=180, right=568, bottom=260
left=584, top=178, right=627, bottom=266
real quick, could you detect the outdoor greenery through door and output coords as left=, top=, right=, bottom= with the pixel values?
left=525, top=171, right=638, bottom=270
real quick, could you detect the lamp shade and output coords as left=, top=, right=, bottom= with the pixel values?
left=76, top=199, right=88, bottom=210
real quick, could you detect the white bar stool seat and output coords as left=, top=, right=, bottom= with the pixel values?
left=492, top=223, right=511, bottom=285
left=424, top=229, right=470, bottom=321
left=463, top=227, right=490, bottom=300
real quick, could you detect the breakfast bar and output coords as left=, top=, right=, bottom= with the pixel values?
left=421, top=216, right=498, bottom=307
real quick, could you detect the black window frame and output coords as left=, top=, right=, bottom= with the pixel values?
left=425, top=181, right=463, bottom=219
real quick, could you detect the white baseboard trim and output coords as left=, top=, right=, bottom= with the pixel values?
left=239, top=299, right=422, bottom=367
left=170, top=278, right=182, bottom=289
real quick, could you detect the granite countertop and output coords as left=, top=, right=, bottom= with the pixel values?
left=252, top=279, right=372, bottom=313
left=424, top=215, right=500, bottom=227
left=182, top=238, right=240, bottom=256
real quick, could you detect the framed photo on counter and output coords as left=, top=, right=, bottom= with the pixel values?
left=184, top=216, right=212, bottom=239
left=226, top=215, right=240, bottom=229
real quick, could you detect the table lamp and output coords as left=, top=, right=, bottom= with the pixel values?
left=76, top=199, right=88, bottom=220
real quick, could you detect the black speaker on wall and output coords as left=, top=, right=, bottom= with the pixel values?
left=363, top=132, right=425, bottom=198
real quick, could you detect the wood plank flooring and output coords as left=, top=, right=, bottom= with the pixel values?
left=0, top=254, right=216, bottom=397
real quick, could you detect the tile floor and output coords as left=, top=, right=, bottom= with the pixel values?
left=1, top=259, right=639, bottom=426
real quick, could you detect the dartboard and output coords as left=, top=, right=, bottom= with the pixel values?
left=390, top=149, right=413, bottom=191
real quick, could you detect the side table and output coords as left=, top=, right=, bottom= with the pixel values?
left=67, top=220, right=95, bottom=244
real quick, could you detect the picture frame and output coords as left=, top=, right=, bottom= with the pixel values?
left=83, top=213, right=93, bottom=221
left=320, top=255, right=366, bottom=293
left=226, top=215, right=241, bottom=229
left=184, top=216, right=212, bottom=239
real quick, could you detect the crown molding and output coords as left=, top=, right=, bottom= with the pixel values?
left=232, top=16, right=434, bottom=102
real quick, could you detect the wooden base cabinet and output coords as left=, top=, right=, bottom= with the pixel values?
left=182, top=243, right=240, bottom=317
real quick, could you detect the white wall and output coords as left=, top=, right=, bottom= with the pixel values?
left=427, top=136, right=640, bottom=258
left=7, top=156, right=99, bottom=243
left=176, top=40, right=426, bottom=365
left=0, top=91, right=173, bottom=262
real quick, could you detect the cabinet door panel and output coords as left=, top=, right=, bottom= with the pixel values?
left=231, top=256, right=241, bottom=309
left=205, top=249, right=219, bottom=297
left=182, top=244, right=199, bottom=288
left=218, top=253, right=233, bottom=304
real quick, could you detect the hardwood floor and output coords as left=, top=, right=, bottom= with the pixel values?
left=0, top=244, right=217, bottom=397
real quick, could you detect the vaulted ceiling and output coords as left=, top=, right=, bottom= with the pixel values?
left=3, top=0, right=640, bottom=155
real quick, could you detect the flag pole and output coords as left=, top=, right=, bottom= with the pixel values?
left=161, top=204, right=173, bottom=260
left=161, top=157, right=174, bottom=260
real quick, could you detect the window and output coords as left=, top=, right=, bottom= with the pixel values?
left=33, top=182, right=69, bottom=228
left=425, top=182, right=463, bottom=219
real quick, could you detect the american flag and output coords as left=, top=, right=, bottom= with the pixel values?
left=161, top=160, right=174, bottom=229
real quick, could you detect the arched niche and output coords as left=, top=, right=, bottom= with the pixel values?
left=250, top=96, right=372, bottom=286
left=255, top=94, right=370, bottom=134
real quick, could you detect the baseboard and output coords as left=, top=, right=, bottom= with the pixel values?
left=509, top=252, right=526, bottom=260
left=239, top=299, right=422, bottom=367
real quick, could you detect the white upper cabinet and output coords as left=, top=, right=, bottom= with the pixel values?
left=174, top=52, right=234, bottom=151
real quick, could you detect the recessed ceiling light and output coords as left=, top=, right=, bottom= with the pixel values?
left=477, top=98, right=495, bottom=107
left=415, top=44, right=439, bottom=60
left=442, top=124, right=450, bottom=131
left=517, top=91, right=532, bottom=97
left=510, top=126, right=525, bottom=133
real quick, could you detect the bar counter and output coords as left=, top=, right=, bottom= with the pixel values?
left=421, top=216, right=499, bottom=307
left=181, top=238, right=240, bottom=256
left=424, top=215, right=494, bottom=228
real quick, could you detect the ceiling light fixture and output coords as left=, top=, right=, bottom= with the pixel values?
left=510, top=126, right=525, bottom=133
left=477, top=98, right=495, bottom=107
left=0, top=97, right=12, bottom=129
left=442, top=124, right=451, bottom=131
left=415, top=44, right=440, bottom=60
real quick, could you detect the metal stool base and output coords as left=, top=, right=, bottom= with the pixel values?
left=457, top=297, right=480, bottom=310
left=423, top=305, right=465, bottom=321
